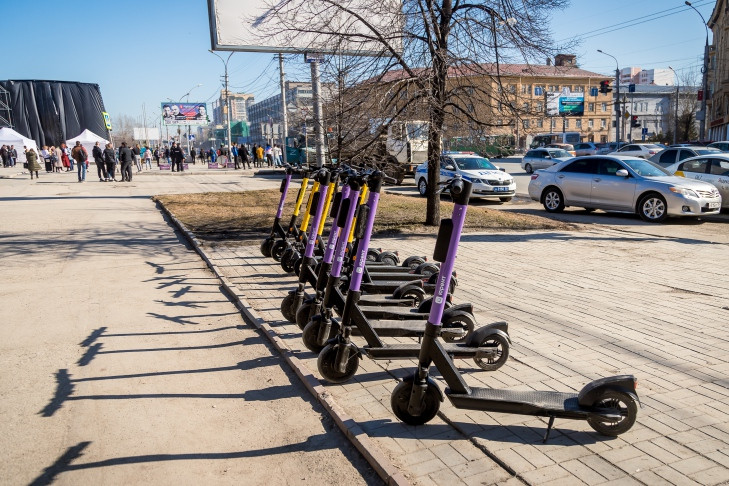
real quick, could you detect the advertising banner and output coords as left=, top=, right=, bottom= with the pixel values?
left=546, top=91, right=585, bottom=117
left=161, top=102, right=210, bottom=126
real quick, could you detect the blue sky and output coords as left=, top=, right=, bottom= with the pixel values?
left=1, top=0, right=715, bottom=126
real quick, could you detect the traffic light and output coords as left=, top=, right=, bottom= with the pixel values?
left=599, top=80, right=612, bottom=94
left=631, top=115, right=640, bottom=128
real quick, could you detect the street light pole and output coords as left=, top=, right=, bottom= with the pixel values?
left=597, top=49, right=621, bottom=144
left=180, top=83, right=203, bottom=159
left=685, top=1, right=709, bottom=141
left=209, top=50, right=234, bottom=152
left=669, top=66, right=679, bottom=144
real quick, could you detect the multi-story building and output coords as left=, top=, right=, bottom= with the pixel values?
left=708, top=0, right=729, bottom=141
left=248, top=81, right=326, bottom=145
left=619, top=67, right=642, bottom=85
left=212, top=91, right=255, bottom=125
left=617, top=67, right=675, bottom=86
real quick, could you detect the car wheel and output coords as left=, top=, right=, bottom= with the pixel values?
left=542, top=187, right=565, bottom=213
left=418, top=179, right=427, bottom=197
left=524, top=163, right=533, bottom=174
left=638, top=193, right=667, bottom=223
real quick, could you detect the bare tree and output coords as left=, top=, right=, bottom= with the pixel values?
left=257, top=0, right=570, bottom=225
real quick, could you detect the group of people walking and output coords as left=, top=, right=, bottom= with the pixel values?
left=194, top=143, right=284, bottom=169
left=1, top=145, right=18, bottom=167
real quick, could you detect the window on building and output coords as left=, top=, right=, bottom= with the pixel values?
left=600, top=119, right=606, bottom=129
left=575, top=119, right=582, bottom=129
left=588, top=119, right=594, bottom=128
left=522, top=119, right=529, bottom=129
left=537, top=119, right=544, bottom=128
left=588, top=102, right=595, bottom=112
left=574, top=85, right=585, bottom=93
left=551, top=118, right=556, bottom=129
left=521, top=84, right=532, bottom=94
left=564, top=119, right=570, bottom=128
left=601, top=102, right=607, bottom=112
left=508, top=84, right=516, bottom=93
left=522, top=102, right=530, bottom=112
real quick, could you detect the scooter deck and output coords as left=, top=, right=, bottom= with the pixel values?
left=359, top=306, right=427, bottom=320
left=363, top=342, right=494, bottom=359
left=445, top=388, right=585, bottom=418
left=358, top=295, right=414, bottom=307
left=365, top=272, right=423, bottom=282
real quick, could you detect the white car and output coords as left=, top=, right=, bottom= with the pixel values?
left=609, top=143, right=663, bottom=159
left=415, top=152, right=516, bottom=202
left=665, top=154, right=729, bottom=208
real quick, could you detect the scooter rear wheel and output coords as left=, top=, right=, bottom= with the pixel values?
left=377, top=251, right=399, bottom=266
left=366, top=249, right=380, bottom=262
left=442, top=310, right=475, bottom=343
left=260, top=237, right=274, bottom=257
left=391, top=377, right=441, bottom=425
left=416, top=262, right=439, bottom=277
left=271, top=240, right=288, bottom=262
left=473, top=333, right=509, bottom=371
left=317, top=344, right=360, bottom=383
left=587, top=390, right=638, bottom=436
left=402, top=256, right=426, bottom=270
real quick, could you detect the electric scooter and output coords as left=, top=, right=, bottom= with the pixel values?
left=261, top=166, right=307, bottom=257
left=273, top=175, right=323, bottom=263
left=313, top=170, right=511, bottom=382
left=389, top=177, right=639, bottom=441
left=268, top=169, right=313, bottom=261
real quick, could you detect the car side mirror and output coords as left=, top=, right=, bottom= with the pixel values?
left=544, top=155, right=551, bottom=159
left=616, top=169, right=629, bottom=177
left=499, top=167, right=505, bottom=172
left=445, top=165, right=455, bottom=170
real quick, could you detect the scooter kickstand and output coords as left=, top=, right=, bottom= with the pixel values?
left=543, top=416, right=555, bottom=443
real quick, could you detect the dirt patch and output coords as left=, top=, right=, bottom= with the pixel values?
left=154, top=189, right=577, bottom=243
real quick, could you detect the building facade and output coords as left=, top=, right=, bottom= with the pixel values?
left=708, top=0, right=729, bottom=141
left=248, top=81, right=320, bottom=146
left=212, top=91, right=255, bottom=125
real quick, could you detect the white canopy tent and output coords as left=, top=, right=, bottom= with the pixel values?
left=0, top=127, right=38, bottom=163
left=65, top=129, right=109, bottom=160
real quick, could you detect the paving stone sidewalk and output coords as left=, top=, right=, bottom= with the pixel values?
left=203, top=226, right=729, bottom=486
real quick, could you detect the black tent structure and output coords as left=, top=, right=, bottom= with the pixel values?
left=0, top=80, right=109, bottom=147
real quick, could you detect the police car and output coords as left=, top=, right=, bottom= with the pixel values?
left=415, top=152, right=516, bottom=202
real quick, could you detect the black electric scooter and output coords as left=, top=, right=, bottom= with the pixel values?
left=313, top=171, right=511, bottom=383
left=269, top=169, right=315, bottom=261
left=390, top=177, right=639, bottom=441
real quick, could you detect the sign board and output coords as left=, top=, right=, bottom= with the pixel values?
left=207, top=0, right=402, bottom=56
left=305, top=52, right=325, bottom=63
left=546, top=91, right=584, bottom=117
left=133, top=127, right=161, bottom=141
left=189, top=134, right=196, bottom=141
left=102, top=112, right=112, bottom=130
left=161, top=102, right=209, bottom=126
left=642, top=127, right=648, bottom=135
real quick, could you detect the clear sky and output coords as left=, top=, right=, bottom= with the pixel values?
left=1, top=0, right=716, bottom=127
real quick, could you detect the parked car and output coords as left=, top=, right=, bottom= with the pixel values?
left=527, top=155, right=722, bottom=222
left=665, top=154, right=729, bottom=208
left=649, top=146, right=722, bottom=167
left=546, top=143, right=576, bottom=156
left=573, top=142, right=601, bottom=156
left=521, top=147, right=573, bottom=174
left=609, top=143, right=663, bottom=159
left=415, top=151, right=516, bottom=202
left=708, top=141, right=729, bottom=152
left=597, top=142, right=626, bottom=155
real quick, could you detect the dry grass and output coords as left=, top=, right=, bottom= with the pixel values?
left=154, top=188, right=576, bottom=242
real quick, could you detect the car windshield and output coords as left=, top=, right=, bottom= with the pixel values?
left=621, top=158, right=671, bottom=177
left=696, top=148, right=720, bottom=155
left=547, top=149, right=571, bottom=158
left=454, top=157, right=496, bottom=171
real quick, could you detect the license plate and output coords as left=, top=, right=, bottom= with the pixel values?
left=493, top=186, right=509, bottom=192
left=708, top=202, right=720, bottom=209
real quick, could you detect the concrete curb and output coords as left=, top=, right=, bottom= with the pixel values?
left=154, top=198, right=410, bottom=486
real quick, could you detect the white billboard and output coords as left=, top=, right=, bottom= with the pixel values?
left=133, top=128, right=161, bottom=141
left=207, top=0, right=402, bottom=56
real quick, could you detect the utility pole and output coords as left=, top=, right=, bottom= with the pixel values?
left=685, top=1, right=709, bottom=141
left=598, top=50, right=621, bottom=144
left=279, top=53, right=288, bottom=167
left=669, top=66, right=679, bottom=144
left=306, top=53, right=326, bottom=168
left=209, top=50, right=234, bottom=151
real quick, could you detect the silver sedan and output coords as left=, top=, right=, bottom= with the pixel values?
left=528, top=155, right=722, bottom=222
left=520, top=148, right=573, bottom=174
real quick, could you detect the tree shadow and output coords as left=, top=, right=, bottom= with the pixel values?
left=77, top=340, right=249, bottom=366
left=79, top=325, right=247, bottom=347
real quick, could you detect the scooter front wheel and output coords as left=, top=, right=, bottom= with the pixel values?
left=280, top=292, right=300, bottom=323
left=473, top=333, right=509, bottom=371
left=302, top=319, right=334, bottom=353
left=442, top=310, right=475, bottom=343
left=271, top=240, right=288, bottom=262
left=260, top=237, right=274, bottom=257
left=377, top=251, right=399, bottom=266
left=402, top=256, right=426, bottom=270
left=587, top=390, right=638, bottom=436
left=391, top=377, right=441, bottom=425
left=416, top=262, right=439, bottom=277
left=296, top=300, right=316, bottom=330
left=281, top=248, right=299, bottom=273
left=317, top=344, right=360, bottom=383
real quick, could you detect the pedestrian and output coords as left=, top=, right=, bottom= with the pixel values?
left=53, top=145, right=64, bottom=172
left=273, top=144, right=282, bottom=167
left=256, top=144, right=264, bottom=168
left=103, top=143, right=116, bottom=181
left=240, top=144, right=251, bottom=169
left=0, top=145, right=7, bottom=167
left=209, top=147, right=216, bottom=164
left=190, top=147, right=196, bottom=165
left=41, top=146, right=52, bottom=172
left=26, top=147, right=40, bottom=179
left=92, top=141, right=106, bottom=181
left=143, top=145, right=152, bottom=170
left=71, top=141, right=88, bottom=182
left=118, top=141, right=134, bottom=182
left=132, top=143, right=142, bottom=173
left=232, top=144, right=240, bottom=169
left=170, top=142, right=185, bottom=172
left=62, top=143, right=73, bottom=171
left=264, top=144, right=273, bottom=167
left=164, top=146, right=171, bottom=165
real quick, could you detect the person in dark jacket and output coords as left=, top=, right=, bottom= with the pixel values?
left=190, top=148, right=196, bottom=165
left=92, top=142, right=106, bottom=182
left=118, top=142, right=134, bottom=182
left=170, top=142, right=185, bottom=172
left=26, top=148, right=41, bottom=179
left=103, top=143, right=116, bottom=181
left=240, top=144, right=251, bottom=169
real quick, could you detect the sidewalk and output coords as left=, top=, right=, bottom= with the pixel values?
left=200, top=224, right=729, bottom=485
left=0, top=172, right=380, bottom=485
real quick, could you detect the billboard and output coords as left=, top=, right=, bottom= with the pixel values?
left=161, top=102, right=209, bottom=126
left=133, top=127, right=161, bottom=141
left=546, top=91, right=585, bottom=117
left=207, top=0, right=402, bottom=56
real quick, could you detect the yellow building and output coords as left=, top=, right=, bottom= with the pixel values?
left=708, top=0, right=729, bottom=141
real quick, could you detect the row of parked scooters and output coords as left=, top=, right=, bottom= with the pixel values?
left=259, top=164, right=639, bottom=440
